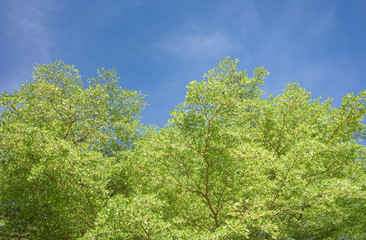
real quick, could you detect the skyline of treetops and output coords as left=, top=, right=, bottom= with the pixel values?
left=0, top=58, right=365, bottom=239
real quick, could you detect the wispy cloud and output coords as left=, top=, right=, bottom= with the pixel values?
left=237, top=1, right=340, bottom=96
left=158, top=31, right=238, bottom=61
left=1, top=0, right=59, bottom=92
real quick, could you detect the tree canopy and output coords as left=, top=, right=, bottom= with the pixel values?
left=0, top=61, right=146, bottom=239
left=1, top=58, right=365, bottom=239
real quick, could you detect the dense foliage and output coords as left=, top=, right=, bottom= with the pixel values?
left=1, top=58, right=365, bottom=239
left=0, top=61, right=145, bottom=239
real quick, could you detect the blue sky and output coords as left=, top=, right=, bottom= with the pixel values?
left=0, top=0, right=365, bottom=127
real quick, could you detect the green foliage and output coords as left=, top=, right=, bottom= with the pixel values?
left=0, top=60, right=145, bottom=239
left=1, top=58, right=365, bottom=239
left=99, top=57, right=365, bottom=239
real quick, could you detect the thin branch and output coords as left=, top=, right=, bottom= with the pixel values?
left=325, top=108, right=354, bottom=145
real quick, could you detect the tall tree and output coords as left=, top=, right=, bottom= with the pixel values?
left=87, top=58, right=366, bottom=239
left=0, top=61, right=146, bottom=239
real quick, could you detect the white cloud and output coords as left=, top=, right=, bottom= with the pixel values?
left=158, top=31, right=238, bottom=61
left=5, top=0, right=58, bottom=49
left=1, top=0, right=59, bottom=92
